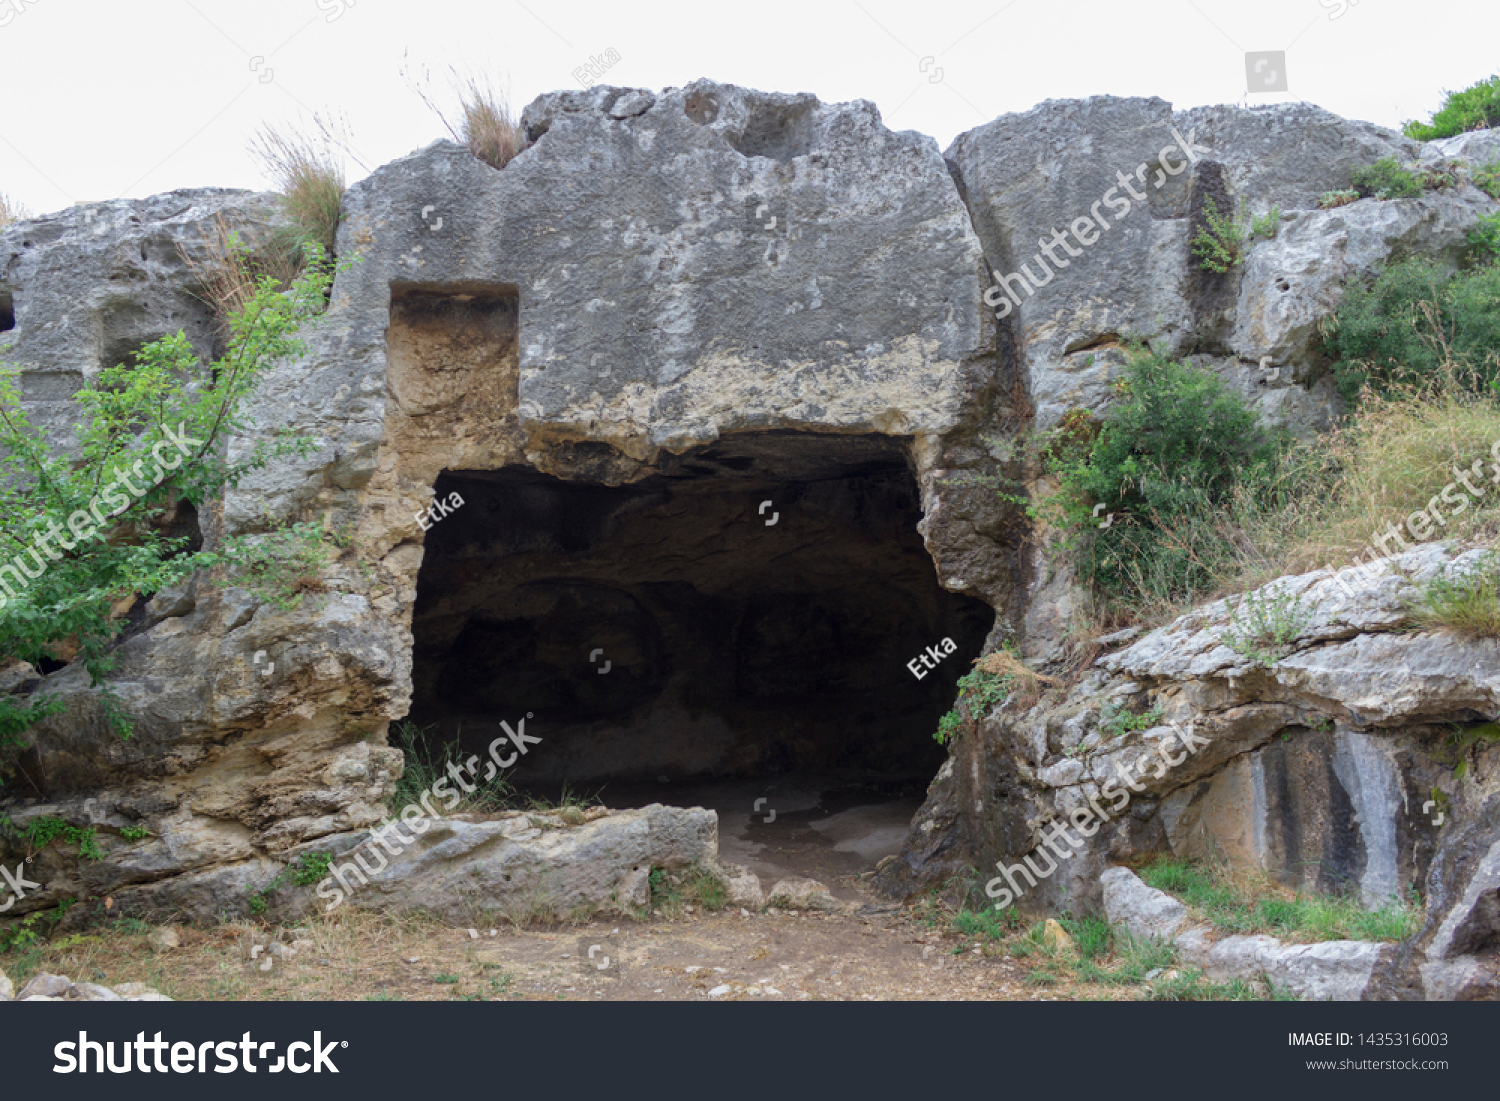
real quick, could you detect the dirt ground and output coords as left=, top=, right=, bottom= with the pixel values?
left=2, top=891, right=1133, bottom=1002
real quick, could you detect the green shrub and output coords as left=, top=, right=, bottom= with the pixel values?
left=1043, top=349, right=1282, bottom=611
left=1403, top=73, right=1500, bottom=141
left=18, top=816, right=105, bottom=860
left=1475, top=161, right=1500, bottom=201
left=1323, top=259, right=1500, bottom=401
left=1468, top=212, right=1500, bottom=264
left=1318, top=189, right=1359, bottom=209
left=0, top=244, right=332, bottom=745
left=932, top=665, right=1009, bottom=745
left=1191, top=197, right=1246, bottom=273
left=1223, top=585, right=1313, bottom=667
left=1350, top=157, right=1422, bottom=200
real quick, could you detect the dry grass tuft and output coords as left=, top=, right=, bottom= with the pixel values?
left=247, top=117, right=349, bottom=257
left=405, top=58, right=528, bottom=171
left=178, top=213, right=300, bottom=333
left=0, top=191, right=31, bottom=228
left=973, top=648, right=1060, bottom=709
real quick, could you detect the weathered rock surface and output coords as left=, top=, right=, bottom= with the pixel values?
left=890, top=541, right=1500, bottom=998
left=7, top=972, right=169, bottom=1001
left=306, top=804, right=717, bottom=922
left=766, top=876, right=841, bottom=911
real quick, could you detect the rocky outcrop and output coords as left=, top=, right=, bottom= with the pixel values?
left=2, top=79, right=1498, bottom=993
left=888, top=542, right=1500, bottom=998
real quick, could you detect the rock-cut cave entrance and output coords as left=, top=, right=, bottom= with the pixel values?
left=405, top=432, right=993, bottom=888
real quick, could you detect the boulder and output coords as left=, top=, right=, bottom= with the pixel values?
left=766, top=877, right=840, bottom=911
left=17, top=973, right=72, bottom=999
left=1100, top=866, right=1189, bottom=943
left=720, top=864, right=765, bottom=910
left=318, top=804, right=717, bottom=922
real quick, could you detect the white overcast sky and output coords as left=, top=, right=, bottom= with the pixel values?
left=3, top=0, right=1497, bottom=217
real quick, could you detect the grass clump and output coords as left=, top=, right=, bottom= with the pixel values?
left=1138, top=856, right=1421, bottom=942
left=248, top=118, right=350, bottom=259
left=1319, top=188, right=1360, bottom=209
left=942, top=903, right=1287, bottom=1000
left=388, top=720, right=519, bottom=814
left=648, top=866, right=728, bottom=918
left=406, top=61, right=527, bottom=171
left=1403, top=73, right=1500, bottom=141
left=0, top=192, right=29, bottom=229
left=1410, top=552, right=1500, bottom=638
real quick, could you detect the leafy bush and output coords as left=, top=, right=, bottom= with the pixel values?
left=1475, top=161, right=1500, bottom=201
left=1098, top=701, right=1165, bottom=740
left=1191, top=197, right=1246, bottom=273
left=1223, top=585, right=1313, bottom=666
left=1468, top=211, right=1500, bottom=264
left=1043, top=349, right=1283, bottom=611
left=1318, top=189, right=1359, bottom=209
left=1350, top=157, right=1422, bottom=200
left=16, top=816, right=105, bottom=860
left=1323, top=259, right=1500, bottom=401
left=1403, top=73, right=1500, bottom=140
left=933, top=665, right=1009, bottom=745
left=0, top=246, right=332, bottom=744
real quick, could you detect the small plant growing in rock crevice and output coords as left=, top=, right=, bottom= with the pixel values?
left=1098, top=700, right=1166, bottom=740
left=1350, top=157, right=1422, bottom=200
left=1192, top=196, right=1247, bottom=273
left=1222, top=585, right=1313, bottom=667
left=1248, top=205, right=1281, bottom=241
left=406, top=61, right=528, bottom=172
left=1411, top=552, right=1500, bottom=638
left=1319, top=189, right=1359, bottom=209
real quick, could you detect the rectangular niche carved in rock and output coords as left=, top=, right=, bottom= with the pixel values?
left=386, top=283, right=520, bottom=430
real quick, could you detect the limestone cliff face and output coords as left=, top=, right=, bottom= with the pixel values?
left=1, top=82, right=1498, bottom=997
